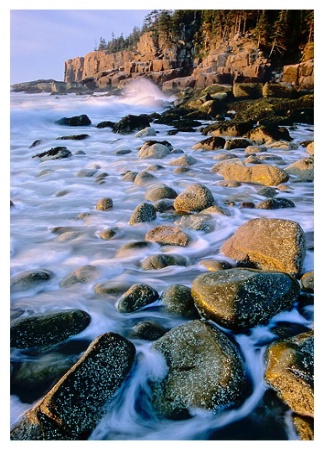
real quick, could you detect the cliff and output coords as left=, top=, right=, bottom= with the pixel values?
left=63, top=31, right=313, bottom=94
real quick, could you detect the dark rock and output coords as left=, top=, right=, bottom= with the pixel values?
left=117, top=283, right=159, bottom=313
left=32, top=147, right=72, bottom=161
left=192, top=136, right=226, bottom=151
left=160, top=284, right=199, bottom=318
left=191, top=268, right=300, bottom=330
left=29, top=139, right=42, bottom=148
left=301, top=271, right=314, bottom=292
left=10, top=309, right=91, bottom=349
left=112, top=114, right=150, bottom=134
left=224, top=138, right=253, bottom=150
left=202, top=120, right=255, bottom=137
left=10, top=269, right=54, bottom=292
left=57, top=134, right=89, bottom=141
left=256, top=198, right=295, bottom=209
left=55, top=114, right=91, bottom=126
left=247, top=124, right=292, bottom=144
left=130, top=321, right=168, bottom=340
left=96, top=120, right=115, bottom=129
left=150, top=320, right=250, bottom=419
left=10, top=333, right=136, bottom=440
left=258, top=186, right=278, bottom=198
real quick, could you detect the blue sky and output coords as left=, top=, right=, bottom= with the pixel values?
left=8, top=1, right=315, bottom=85
left=10, top=9, right=151, bottom=84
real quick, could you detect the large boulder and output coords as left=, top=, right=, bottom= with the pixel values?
left=150, top=320, right=250, bottom=419
left=160, top=284, right=199, bottom=318
left=117, top=283, right=159, bottom=313
left=216, top=162, right=289, bottom=186
left=264, top=330, right=314, bottom=418
left=10, top=333, right=136, bottom=440
left=220, top=218, right=306, bottom=276
left=55, top=114, right=91, bottom=126
left=138, top=140, right=173, bottom=159
left=284, top=157, right=314, bottom=182
left=174, top=183, right=214, bottom=212
left=112, top=114, right=150, bottom=134
left=10, top=309, right=91, bottom=349
left=191, top=269, right=300, bottom=330
left=10, top=269, right=54, bottom=292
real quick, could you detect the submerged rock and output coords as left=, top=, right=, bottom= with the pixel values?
left=32, top=147, right=72, bottom=161
left=55, top=114, right=91, bottom=126
left=130, top=321, right=168, bottom=340
left=145, top=184, right=178, bottom=201
left=10, top=309, right=91, bottom=349
left=150, top=320, right=250, bottom=419
left=10, top=269, right=54, bottom=292
left=112, top=114, right=150, bottom=134
left=141, top=254, right=189, bottom=270
left=192, top=136, right=226, bottom=150
left=220, top=218, right=306, bottom=276
left=59, top=265, right=100, bottom=288
left=10, top=333, right=136, bottom=440
left=145, top=225, right=190, bottom=246
left=191, top=268, right=300, bottom=330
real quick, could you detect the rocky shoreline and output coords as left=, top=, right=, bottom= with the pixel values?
left=10, top=81, right=314, bottom=440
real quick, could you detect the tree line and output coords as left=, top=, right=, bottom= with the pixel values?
left=94, top=9, right=314, bottom=65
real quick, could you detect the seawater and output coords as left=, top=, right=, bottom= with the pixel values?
left=10, top=79, right=314, bottom=440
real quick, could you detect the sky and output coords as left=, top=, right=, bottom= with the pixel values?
left=7, top=0, right=317, bottom=86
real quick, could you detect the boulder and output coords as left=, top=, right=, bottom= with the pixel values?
left=112, top=114, right=150, bottom=134
left=10, top=333, right=136, bottom=440
left=174, top=183, right=214, bottom=212
left=145, top=184, right=177, bottom=201
left=160, top=284, right=199, bottom=318
left=10, top=269, right=54, bottom=292
left=169, top=154, right=197, bottom=167
left=264, top=330, right=314, bottom=417
left=129, top=202, right=156, bottom=225
left=202, top=120, right=254, bottom=137
left=256, top=198, right=295, bottom=209
left=220, top=218, right=306, bottom=276
left=150, top=320, right=250, bottom=419
left=138, top=140, right=173, bottom=159
left=141, top=254, right=189, bottom=270
left=10, top=309, right=91, bottom=349
left=246, top=125, right=292, bottom=144
left=134, top=127, right=156, bottom=137
left=134, top=171, right=157, bottom=186
left=130, top=321, right=168, bottom=340
left=216, top=162, right=289, bottom=186
left=117, top=283, right=159, bottom=313
left=32, top=147, right=72, bottom=161
left=224, top=138, right=253, bottom=150
left=55, top=114, right=91, bottom=126
left=191, top=268, right=300, bottom=330
left=145, top=225, right=190, bottom=246
left=115, top=241, right=153, bottom=258
left=59, top=265, right=100, bottom=288
left=285, top=157, right=314, bottom=182
left=192, top=136, right=226, bottom=151
left=96, top=197, right=113, bottom=210
left=174, top=214, right=215, bottom=233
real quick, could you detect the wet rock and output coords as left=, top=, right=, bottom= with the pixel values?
left=130, top=321, right=168, bottom=340
left=150, top=320, right=250, bottom=420
left=59, top=265, right=100, bottom=288
left=98, top=227, right=118, bottom=240
left=174, top=183, right=214, bottom=213
left=96, top=120, right=115, bottom=129
left=96, top=197, right=113, bottom=210
left=55, top=114, right=91, bottom=126
left=10, top=309, right=91, bottom=349
left=191, top=268, right=300, bottom=331
left=112, top=114, right=150, bottom=134
left=76, top=168, right=97, bottom=177
left=138, top=140, right=173, bottom=159
left=169, top=154, right=197, bottom=166
left=247, top=124, right=292, bottom=144
left=174, top=214, right=215, bottom=233
left=122, top=170, right=138, bottom=182
left=292, top=415, right=314, bottom=440
left=32, top=147, right=72, bottom=161
left=192, top=136, right=226, bottom=151
left=116, top=241, right=153, bottom=258
left=30, top=139, right=42, bottom=148
left=134, top=171, right=157, bottom=186
left=306, top=141, right=314, bottom=156
left=117, top=283, right=159, bottom=313
left=115, top=149, right=131, bottom=156
left=264, top=330, right=314, bottom=417
left=145, top=184, right=178, bottom=201
left=245, top=145, right=267, bottom=154
left=153, top=199, right=175, bottom=213
left=202, top=120, right=254, bottom=137
left=216, top=162, right=289, bottom=186
left=198, top=259, right=233, bottom=271
left=11, top=270, right=52, bottom=295
left=221, top=218, right=306, bottom=276
left=160, top=284, right=199, bottom=318
left=134, top=127, right=156, bottom=137
left=257, top=186, right=278, bottom=197
left=57, top=134, right=89, bottom=141
left=256, top=197, right=295, bottom=209
left=201, top=205, right=230, bottom=216
left=141, top=254, right=189, bottom=270
left=129, top=202, right=156, bottom=225
left=285, top=157, right=314, bottom=182
left=224, top=138, right=253, bottom=150
left=244, top=155, right=262, bottom=164
left=93, top=280, right=132, bottom=296
left=10, top=333, right=136, bottom=440
left=145, top=225, right=190, bottom=246
left=213, top=151, right=238, bottom=161
left=301, top=271, right=314, bottom=292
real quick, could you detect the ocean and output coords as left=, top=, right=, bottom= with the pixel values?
left=10, top=79, right=314, bottom=440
